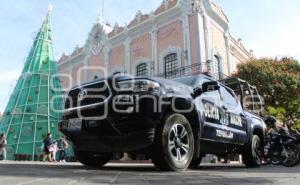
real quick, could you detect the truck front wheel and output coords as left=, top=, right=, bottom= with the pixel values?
left=151, top=113, right=194, bottom=171
left=189, top=155, right=203, bottom=168
left=75, top=150, right=112, bottom=168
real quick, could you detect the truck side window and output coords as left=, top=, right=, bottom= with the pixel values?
left=201, top=82, right=221, bottom=106
left=221, top=86, right=239, bottom=109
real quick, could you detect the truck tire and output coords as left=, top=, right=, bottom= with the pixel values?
left=243, top=135, right=262, bottom=168
left=280, top=144, right=300, bottom=167
left=75, top=150, right=112, bottom=168
left=151, top=113, right=194, bottom=171
left=189, top=155, right=203, bottom=168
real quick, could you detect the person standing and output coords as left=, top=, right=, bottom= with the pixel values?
left=49, top=141, right=58, bottom=162
left=43, top=133, right=54, bottom=162
left=58, top=136, right=69, bottom=162
left=0, top=133, right=7, bottom=161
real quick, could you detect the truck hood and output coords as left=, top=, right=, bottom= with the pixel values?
left=150, top=77, right=194, bottom=95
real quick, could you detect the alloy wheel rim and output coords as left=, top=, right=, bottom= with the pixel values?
left=253, top=138, right=262, bottom=163
left=168, top=123, right=190, bottom=162
left=282, top=147, right=297, bottom=165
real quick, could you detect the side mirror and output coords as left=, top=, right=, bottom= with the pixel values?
left=192, top=87, right=203, bottom=98
left=202, top=81, right=220, bottom=93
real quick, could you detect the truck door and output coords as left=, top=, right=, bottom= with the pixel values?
left=219, top=86, right=248, bottom=145
left=197, top=83, right=224, bottom=143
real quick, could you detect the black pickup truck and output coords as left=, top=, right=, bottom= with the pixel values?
left=59, top=74, right=267, bottom=171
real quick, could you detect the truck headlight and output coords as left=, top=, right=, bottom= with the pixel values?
left=117, top=79, right=160, bottom=92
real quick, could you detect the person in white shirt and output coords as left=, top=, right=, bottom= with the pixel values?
left=0, top=133, right=7, bottom=161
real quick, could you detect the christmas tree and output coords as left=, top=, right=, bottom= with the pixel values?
left=0, top=6, right=64, bottom=160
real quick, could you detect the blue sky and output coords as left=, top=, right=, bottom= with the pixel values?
left=0, top=0, right=300, bottom=112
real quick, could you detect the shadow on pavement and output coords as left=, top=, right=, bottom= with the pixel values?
left=0, top=162, right=158, bottom=173
left=193, top=164, right=300, bottom=174
left=0, top=162, right=277, bottom=185
left=0, top=162, right=299, bottom=176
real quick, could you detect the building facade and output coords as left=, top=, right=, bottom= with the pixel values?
left=58, top=0, right=253, bottom=88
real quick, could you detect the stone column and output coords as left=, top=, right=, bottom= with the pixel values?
left=124, top=38, right=131, bottom=74
left=182, top=14, right=192, bottom=66
left=202, top=9, right=211, bottom=62
left=194, top=0, right=211, bottom=72
left=68, top=65, right=74, bottom=87
left=83, top=59, right=89, bottom=82
left=224, top=30, right=232, bottom=75
left=151, top=26, right=158, bottom=76
left=193, top=0, right=206, bottom=71
left=104, top=47, right=110, bottom=77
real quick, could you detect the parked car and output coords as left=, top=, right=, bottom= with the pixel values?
left=59, top=74, right=267, bottom=171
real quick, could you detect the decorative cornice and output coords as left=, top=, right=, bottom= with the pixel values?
left=150, top=11, right=156, bottom=23
left=178, top=0, right=193, bottom=15
left=163, top=0, right=170, bottom=9
left=136, top=10, right=142, bottom=23
left=230, top=36, right=253, bottom=58
left=192, top=0, right=205, bottom=14
left=113, top=23, right=119, bottom=35
left=108, top=0, right=179, bottom=39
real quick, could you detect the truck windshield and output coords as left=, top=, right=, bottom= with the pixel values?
left=173, top=76, right=197, bottom=86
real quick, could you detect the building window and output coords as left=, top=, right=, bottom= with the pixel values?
left=136, top=63, right=148, bottom=76
left=164, top=53, right=178, bottom=78
left=213, top=55, right=222, bottom=80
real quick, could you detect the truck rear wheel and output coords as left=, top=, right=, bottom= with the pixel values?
left=243, top=135, right=262, bottom=168
left=75, top=151, right=112, bottom=168
left=151, top=113, right=194, bottom=171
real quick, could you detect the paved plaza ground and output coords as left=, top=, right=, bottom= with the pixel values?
left=0, top=161, right=299, bottom=185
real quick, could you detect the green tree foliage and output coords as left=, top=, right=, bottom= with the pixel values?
left=234, top=58, right=300, bottom=127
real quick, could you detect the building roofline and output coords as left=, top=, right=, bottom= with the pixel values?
left=230, top=35, right=254, bottom=58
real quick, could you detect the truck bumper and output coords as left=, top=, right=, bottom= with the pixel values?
left=59, top=94, right=162, bottom=152
left=70, top=128, right=155, bottom=152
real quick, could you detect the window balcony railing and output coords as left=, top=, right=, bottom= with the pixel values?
left=154, top=62, right=230, bottom=80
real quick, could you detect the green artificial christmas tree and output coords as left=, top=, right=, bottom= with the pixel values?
left=0, top=7, right=64, bottom=160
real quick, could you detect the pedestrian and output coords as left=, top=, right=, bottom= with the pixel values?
left=49, top=141, right=58, bottom=162
left=58, top=136, right=69, bottom=162
left=43, top=133, right=54, bottom=162
left=0, top=133, right=7, bottom=161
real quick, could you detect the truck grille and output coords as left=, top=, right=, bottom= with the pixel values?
left=65, top=81, right=111, bottom=109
